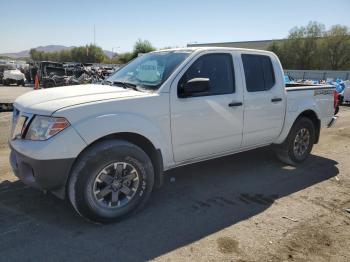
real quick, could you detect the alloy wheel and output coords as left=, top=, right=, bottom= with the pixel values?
left=92, top=162, right=140, bottom=208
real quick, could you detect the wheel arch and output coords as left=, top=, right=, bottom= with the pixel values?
left=61, top=132, right=164, bottom=199
left=91, top=132, right=163, bottom=186
left=275, top=109, right=321, bottom=145
left=296, top=110, right=321, bottom=144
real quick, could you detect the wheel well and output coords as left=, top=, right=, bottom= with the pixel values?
left=85, top=132, right=164, bottom=187
left=58, top=132, right=164, bottom=199
left=298, top=110, right=321, bottom=144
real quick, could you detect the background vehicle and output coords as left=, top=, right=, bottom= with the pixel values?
left=1, top=64, right=26, bottom=86
left=41, top=68, right=67, bottom=88
left=38, top=61, right=65, bottom=82
left=343, top=81, right=350, bottom=103
left=9, top=47, right=337, bottom=223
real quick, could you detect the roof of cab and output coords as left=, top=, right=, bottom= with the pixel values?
left=153, top=46, right=275, bottom=55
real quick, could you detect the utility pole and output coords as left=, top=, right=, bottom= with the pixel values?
left=93, top=24, right=96, bottom=45
left=112, top=46, right=120, bottom=57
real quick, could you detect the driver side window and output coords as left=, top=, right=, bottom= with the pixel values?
left=178, top=53, right=235, bottom=97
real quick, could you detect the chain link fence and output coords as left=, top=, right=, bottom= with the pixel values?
left=284, top=70, right=350, bottom=81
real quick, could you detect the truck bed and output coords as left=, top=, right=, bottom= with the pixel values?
left=286, top=83, right=335, bottom=92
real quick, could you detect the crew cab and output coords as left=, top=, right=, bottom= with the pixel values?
left=9, top=47, right=337, bottom=223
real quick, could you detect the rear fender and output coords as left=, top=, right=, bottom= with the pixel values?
left=275, top=98, right=320, bottom=144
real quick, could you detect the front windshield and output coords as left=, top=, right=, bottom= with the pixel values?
left=107, top=51, right=191, bottom=90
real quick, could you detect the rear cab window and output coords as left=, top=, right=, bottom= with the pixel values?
left=241, top=54, right=275, bottom=92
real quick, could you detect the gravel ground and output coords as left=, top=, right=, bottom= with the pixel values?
left=0, top=103, right=349, bottom=261
left=0, top=85, right=33, bottom=103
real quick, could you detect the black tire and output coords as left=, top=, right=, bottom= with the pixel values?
left=68, top=139, right=154, bottom=223
left=45, top=80, right=56, bottom=88
left=274, top=117, right=315, bottom=166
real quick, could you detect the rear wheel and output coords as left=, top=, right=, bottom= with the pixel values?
left=43, top=80, right=55, bottom=88
left=68, top=140, right=154, bottom=223
left=274, top=117, right=315, bottom=166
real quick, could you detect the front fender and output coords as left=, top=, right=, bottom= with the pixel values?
left=71, top=112, right=173, bottom=168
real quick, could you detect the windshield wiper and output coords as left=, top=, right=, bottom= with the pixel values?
left=111, top=81, right=156, bottom=93
left=112, top=81, right=141, bottom=92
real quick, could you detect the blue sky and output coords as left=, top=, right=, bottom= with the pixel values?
left=0, top=0, right=349, bottom=53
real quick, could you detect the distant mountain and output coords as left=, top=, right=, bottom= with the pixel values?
left=0, top=45, right=114, bottom=59
left=36, top=45, right=74, bottom=53
left=104, top=50, right=114, bottom=58
left=0, top=50, right=30, bottom=59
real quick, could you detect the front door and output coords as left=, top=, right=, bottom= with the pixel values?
left=170, top=52, right=244, bottom=163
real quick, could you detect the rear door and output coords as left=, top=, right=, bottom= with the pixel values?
left=240, top=53, right=285, bottom=147
left=170, top=51, right=244, bottom=162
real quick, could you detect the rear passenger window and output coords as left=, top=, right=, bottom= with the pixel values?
left=179, top=53, right=235, bottom=96
left=242, top=54, right=275, bottom=92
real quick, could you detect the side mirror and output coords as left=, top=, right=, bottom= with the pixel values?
left=178, top=78, right=210, bottom=98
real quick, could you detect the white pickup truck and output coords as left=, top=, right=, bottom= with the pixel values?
left=9, top=47, right=337, bottom=223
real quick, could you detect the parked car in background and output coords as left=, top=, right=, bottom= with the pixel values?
left=10, top=47, right=337, bottom=223
left=1, top=64, right=26, bottom=86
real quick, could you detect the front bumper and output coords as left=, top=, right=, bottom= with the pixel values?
left=4, top=78, right=23, bottom=83
left=9, top=144, right=74, bottom=198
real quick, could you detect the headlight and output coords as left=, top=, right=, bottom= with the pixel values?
left=25, top=116, right=70, bottom=141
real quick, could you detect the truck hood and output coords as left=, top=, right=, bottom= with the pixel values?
left=14, top=84, right=149, bottom=115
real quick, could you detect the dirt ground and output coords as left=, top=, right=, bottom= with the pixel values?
left=0, top=85, right=32, bottom=103
left=0, top=102, right=349, bottom=261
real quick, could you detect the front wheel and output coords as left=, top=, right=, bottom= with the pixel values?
left=17, top=80, right=25, bottom=86
left=274, top=117, right=315, bottom=166
left=68, top=140, right=154, bottom=223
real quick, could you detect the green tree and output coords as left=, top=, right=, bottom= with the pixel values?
left=115, top=52, right=134, bottom=64
left=28, top=41, right=157, bottom=64
left=106, top=40, right=156, bottom=64
left=70, top=44, right=107, bottom=63
left=132, top=39, right=155, bottom=58
left=29, top=48, right=45, bottom=61
left=29, top=44, right=107, bottom=63
left=267, top=21, right=346, bottom=70
left=286, top=21, right=325, bottom=69
left=321, top=25, right=350, bottom=70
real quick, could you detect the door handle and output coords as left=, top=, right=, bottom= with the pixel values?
left=271, top=98, right=282, bottom=102
left=228, top=102, right=243, bottom=107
